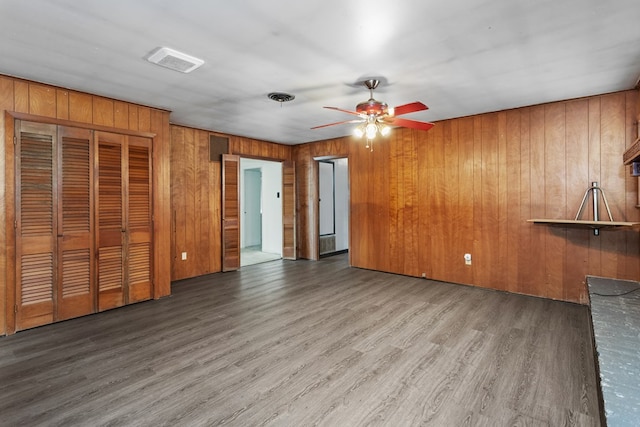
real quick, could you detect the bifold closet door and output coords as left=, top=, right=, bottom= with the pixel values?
left=96, top=131, right=126, bottom=311
left=15, top=122, right=57, bottom=330
left=57, top=127, right=95, bottom=320
left=127, top=136, right=153, bottom=303
left=96, top=131, right=153, bottom=310
left=15, top=122, right=95, bottom=330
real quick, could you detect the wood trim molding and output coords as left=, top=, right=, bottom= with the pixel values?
left=8, top=111, right=157, bottom=139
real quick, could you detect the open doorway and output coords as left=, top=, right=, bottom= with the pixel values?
left=240, top=158, right=283, bottom=266
left=319, top=158, right=349, bottom=256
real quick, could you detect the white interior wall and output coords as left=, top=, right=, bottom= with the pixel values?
left=318, top=158, right=349, bottom=252
left=240, top=158, right=282, bottom=255
left=319, top=162, right=335, bottom=236
left=260, top=161, right=282, bottom=254
left=333, top=158, right=349, bottom=251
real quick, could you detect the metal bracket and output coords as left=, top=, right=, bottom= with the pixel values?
left=575, top=181, right=614, bottom=235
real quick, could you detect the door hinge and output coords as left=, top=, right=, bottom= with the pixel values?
left=13, top=136, right=17, bottom=145
left=14, top=220, right=17, bottom=229
left=15, top=304, right=18, bottom=313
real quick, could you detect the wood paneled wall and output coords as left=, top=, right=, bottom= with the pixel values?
left=0, top=76, right=172, bottom=335
left=170, top=126, right=222, bottom=280
left=229, top=136, right=292, bottom=161
left=170, top=127, right=292, bottom=281
left=295, top=91, right=639, bottom=303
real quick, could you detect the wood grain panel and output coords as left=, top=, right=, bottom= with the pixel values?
left=93, top=97, right=114, bottom=127
left=426, top=124, right=446, bottom=279
left=114, top=101, right=129, bottom=129
left=28, top=83, right=56, bottom=117
left=528, top=106, right=547, bottom=297
left=505, top=110, right=521, bottom=293
left=195, top=130, right=209, bottom=274
left=517, top=108, right=532, bottom=295
left=623, top=91, right=640, bottom=281
left=209, top=159, right=222, bottom=273
left=229, top=135, right=292, bottom=161
left=183, top=127, right=196, bottom=278
left=456, top=117, right=475, bottom=286
left=151, top=109, right=172, bottom=299
left=170, top=126, right=224, bottom=280
left=68, top=92, right=92, bottom=123
left=599, top=94, right=626, bottom=279
left=137, top=107, right=151, bottom=132
left=128, top=106, right=139, bottom=131
left=564, top=100, right=590, bottom=303
left=13, top=80, right=29, bottom=113
left=170, top=126, right=186, bottom=280
left=56, top=89, right=69, bottom=120
left=543, top=102, right=566, bottom=300
left=587, top=98, right=603, bottom=275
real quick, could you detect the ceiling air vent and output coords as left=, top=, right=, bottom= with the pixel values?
left=146, top=47, right=204, bottom=73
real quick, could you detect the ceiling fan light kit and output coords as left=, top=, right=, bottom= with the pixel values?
left=312, top=78, right=434, bottom=151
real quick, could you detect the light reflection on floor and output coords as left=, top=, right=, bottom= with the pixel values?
left=240, top=246, right=281, bottom=266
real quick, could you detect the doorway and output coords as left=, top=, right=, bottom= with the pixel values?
left=318, top=158, right=349, bottom=256
left=240, top=158, right=283, bottom=266
left=243, top=168, right=262, bottom=249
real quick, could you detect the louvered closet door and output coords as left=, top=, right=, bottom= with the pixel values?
left=127, top=136, right=153, bottom=303
left=15, top=121, right=57, bottom=330
left=57, top=127, right=95, bottom=320
left=222, top=154, right=240, bottom=271
left=282, top=160, right=296, bottom=260
left=96, top=131, right=126, bottom=311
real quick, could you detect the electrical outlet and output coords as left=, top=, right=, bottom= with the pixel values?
left=464, top=253, right=472, bottom=265
left=421, top=272, right=426, bottom=278
left=181, top=252, right=187, bottom=261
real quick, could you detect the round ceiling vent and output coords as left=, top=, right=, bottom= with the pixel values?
left=268, top=92, right=295, bottom=103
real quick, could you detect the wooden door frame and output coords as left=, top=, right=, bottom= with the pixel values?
left=312, top=155, right=350, bottom=263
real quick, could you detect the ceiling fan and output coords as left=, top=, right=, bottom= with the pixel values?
left=312, top=79, right=434, bottom=150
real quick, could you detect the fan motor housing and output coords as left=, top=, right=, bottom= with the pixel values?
left=356, top=98, right=388, bottom=116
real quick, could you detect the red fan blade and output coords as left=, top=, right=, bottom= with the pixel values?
left=391, top=102, right=428, bottom=116
left=323, top=106, right=362, bottom=117
left=311, top=118, right=363, bottom=130
left=386, top=117, right=434, bottom=131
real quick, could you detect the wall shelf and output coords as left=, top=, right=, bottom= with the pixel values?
left=623, top=134, right=640, bottom=208
left=529, top=182, right=640, bottom=235
left=527, top=218, right=640, bottom=231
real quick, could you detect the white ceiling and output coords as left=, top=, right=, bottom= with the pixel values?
left=1, top=0, right=639, bottom=145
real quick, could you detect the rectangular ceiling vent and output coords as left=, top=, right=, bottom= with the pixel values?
left=146, top=47, right=204, bottom=73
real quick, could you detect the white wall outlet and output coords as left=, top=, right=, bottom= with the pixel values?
left=464, top=253, right=472, bottom=265
left=181, top=252, right=187, bottom=261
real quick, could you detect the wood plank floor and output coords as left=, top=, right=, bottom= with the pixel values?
left=0, top=254, right=600, bottom=426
